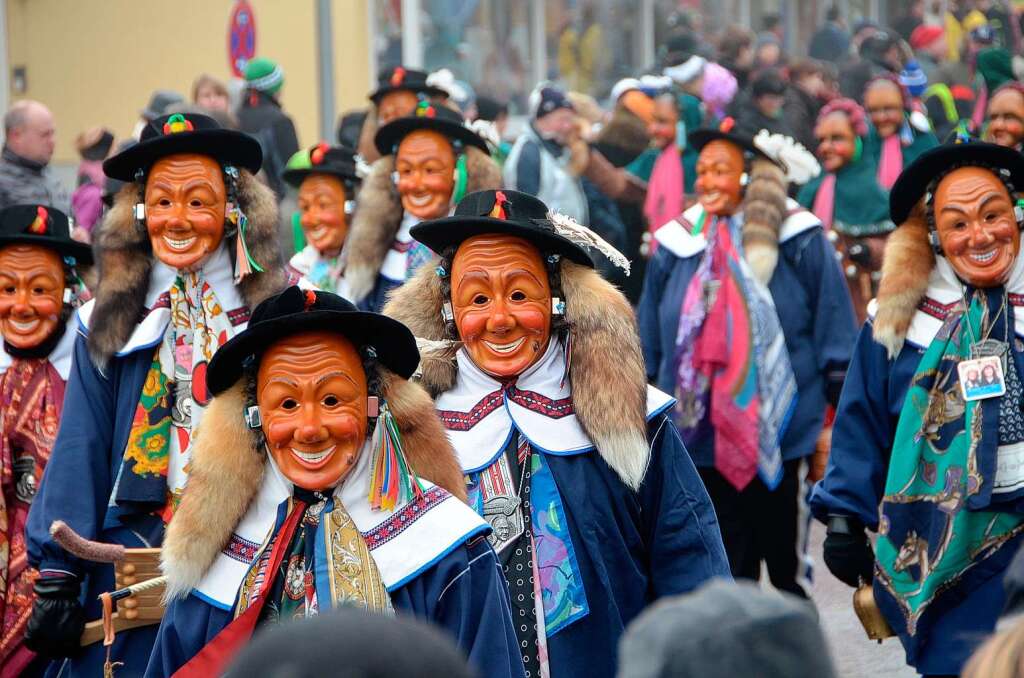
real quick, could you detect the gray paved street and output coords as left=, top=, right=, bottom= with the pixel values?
left=807, top=522, right=917, bottom=678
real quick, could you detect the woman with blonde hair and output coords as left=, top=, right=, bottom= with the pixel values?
left=191, top=73, right=230, bottom=114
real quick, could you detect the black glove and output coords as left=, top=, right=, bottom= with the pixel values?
left=24, top=574, right=85, bottom=658
left=823, top=516, right=875, bottom=588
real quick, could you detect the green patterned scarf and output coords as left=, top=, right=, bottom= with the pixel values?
left=875, top=288, right=1024, bottom=658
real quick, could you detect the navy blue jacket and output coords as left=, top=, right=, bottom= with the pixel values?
left=536, top=413, right=731, bottom=677
left=145, top=537, right=524, bottom=678
left=27, top=331, right=164, bottom=677
left=811, top=319, right=1024, bottom=674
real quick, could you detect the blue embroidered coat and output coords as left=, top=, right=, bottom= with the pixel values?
left=145, top=536, right=523, bottom=678
left=435, top=342, right=732, bottom=678
left=638, top=202, right=858, bottom=466
left=811, top=307, right=1024, bottom=674
left=26, top=256, right=261, bottom=677
left=26, top=332, right=163, bottom=677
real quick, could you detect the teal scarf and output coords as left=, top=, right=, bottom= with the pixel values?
left=797, top=157, right=892, bottom=236
left=875, top=288, right=1024, bottom=657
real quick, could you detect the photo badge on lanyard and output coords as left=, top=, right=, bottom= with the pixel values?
left=958, top=355, right=1007, bottom=402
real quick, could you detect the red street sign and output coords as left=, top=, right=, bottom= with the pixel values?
left=228, top=0, right=257, bottom=78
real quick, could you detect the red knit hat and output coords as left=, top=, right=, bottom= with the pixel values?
left=910, top=24, right=945, bottom=50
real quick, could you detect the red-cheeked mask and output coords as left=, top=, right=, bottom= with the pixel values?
left=257, top=331, right=369, bottom=491
left=451, top=234, right=552, bottom=378
left=934, top=166, right=1022, bottom=288
left=145, top=154, right=227, bottom=271
left=0, top=244, right=66, bottom=350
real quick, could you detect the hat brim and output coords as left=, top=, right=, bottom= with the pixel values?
left=375, top=117, right=489, bottom=156
left=103, top=129, right=263, bottom=181
left=411, top=216, right=594, bottom=267
left=282, top=166, right=360, bottom=189
left=206, top=309, right=420, bottom=396
left=687, top=129, right=781, bottom=169
left=0, top=234, right=93, bottom=266
left=890, top=142, right=1024, bottom=224
left=369, top=84, right=449, bottom=104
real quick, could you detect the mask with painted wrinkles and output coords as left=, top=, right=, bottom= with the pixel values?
left=451, top=234, right=552, bottom=378
left=145, top=154, right=227, bottom=271
left=258, top=331, right=369, bottom=491
left=395, top=130, right=456, bottom=221
left=934, top=166, right=1021, bottom=288
left=0, top=244, right=65, bottom=349
left=298, top=174, right=349, bottom=258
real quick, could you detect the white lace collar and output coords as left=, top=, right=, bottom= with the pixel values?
left=435, top=339, right=675, bottom=473
left=194, top=438, right=488, bottom=609
left=654, top=199, right=822, bottom=259
left=75, top=244, right=247, bottom=356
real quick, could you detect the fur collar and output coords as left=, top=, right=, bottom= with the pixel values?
left=654, top=159, right=793, bottom=284
left=740, top=158, right=789, bottom=284
left=384, top=260, right=654, bottom=490
left=872, top=205, right=935, bottom=357
left=87, top=171, right=286, bottom=368
left=161, top=368, right=467, bottom=599
left=344, top=147, right=501, bottom=304
left=873, top=205, right=1024, bottom=356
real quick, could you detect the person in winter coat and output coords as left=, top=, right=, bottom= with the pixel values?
left=24, top=112, right=291, bottom=676
left=0, top=101, right=67, bottom=212
left=236, top=57, right=300, bottom=200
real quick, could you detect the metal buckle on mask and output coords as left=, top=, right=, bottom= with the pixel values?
left=244, top=405, right=262, bottom=430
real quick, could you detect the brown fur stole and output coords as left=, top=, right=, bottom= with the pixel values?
left=87, top=171, right=286, bottom=368
left=872, top=202, right=934, bottom=358
left=345, top=146, right=501, bottom=304
left=161, top=369, right=466, bottom=600
left=384, top=260, right=652, bottom=490
left=740, top=157, right=788, bottom=284
left=357, top=106, right=381, bottom=164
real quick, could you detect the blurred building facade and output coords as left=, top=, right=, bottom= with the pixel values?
left=1, top=0, right=893, bottom=166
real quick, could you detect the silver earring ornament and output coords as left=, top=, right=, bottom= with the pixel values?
left=442, top=302, right=455, bottom=322
left=552, top=297, right=566, bottom=316
left=740, top=172, right=749, bottom=186
left=244, top=405, right=262, bottom=429
left=344, top=200, right=356, bottom=215
left=62, top=288, right=73, bottom=304
left=134, top=203, right=146, bottom=220
left=391, top=171, right=400, bottom=185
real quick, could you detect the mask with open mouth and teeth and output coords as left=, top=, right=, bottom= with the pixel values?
left=934, top=166, right=1022, bottom=288
left=298, top=174, right=349, bottom=257
left=694, top=139, right=745, bottom=217
left=145, top=154, right=227, bottom=272
left=451, top=234, right=552, bottom=378
left=395, top=129, right=456, bottom=220
left=0, top=244, right=65, bottom=350
left=257, top=330, right=369, bottom=491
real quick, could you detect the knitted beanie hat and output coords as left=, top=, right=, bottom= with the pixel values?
left=244, top=57, right=284, bottom=93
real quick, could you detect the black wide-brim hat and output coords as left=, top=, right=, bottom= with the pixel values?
left=688, top=124, right=782, bottom=170
left=0, top=204, right=93, bottom=265
left=207, top=286, right=420, bottom=396
left=375, top=104, right=489, bottom=156
left=890, top=140, right=1024, bottom=224
left=369, top=66, right=448, bottom=104
left=104, top=112, right=262, bottom=181
left=282, top=143, right=361, bottom=189
left=410, top=190, right=594, bottom=267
